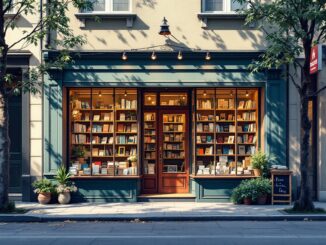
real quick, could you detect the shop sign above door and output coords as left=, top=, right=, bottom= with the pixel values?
left=310, top=44, right=322, bottom=74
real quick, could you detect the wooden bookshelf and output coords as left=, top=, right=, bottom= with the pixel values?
left=69, top=88, right=138, bottom=177
left=143, top=112, right=157, bottom=176
left=195, top=88, right=259, bottom=176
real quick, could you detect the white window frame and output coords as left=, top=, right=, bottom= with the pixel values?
left=202, top=0, right=247, bottom=14
left=85, top=0, right=132, bottom=13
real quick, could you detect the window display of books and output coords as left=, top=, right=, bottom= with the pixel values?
left=69, top=88, right=138, bottom=176
left=195, top=88, right=258, bottom=176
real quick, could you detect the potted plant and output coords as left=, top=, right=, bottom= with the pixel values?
left=251, top=150, right=269, bottom=177
left=127, top=155, right=137, bottom=168
left=231, top=179, right=254, bottom=205
left=253, top=178, right=272, bottom=205
left=55, top=165, right=78, bottom=204
left=72, top=145, right=85, bottom=164
left=32, top=179, right=55, bottom=205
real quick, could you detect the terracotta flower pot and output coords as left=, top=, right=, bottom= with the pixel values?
left=38, top=192, right=51, bottom=205
left=243, top=197, right=252, bottom=205
left=257, top=195, right=268, bottom=205
left=58, top=192, right=71, bottom=205
left=253, top=168, right=262, bottom=177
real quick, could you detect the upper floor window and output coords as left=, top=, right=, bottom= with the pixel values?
left=202, top=0, right=246, bottom=13
left=84, top=0, right=131, bottom=13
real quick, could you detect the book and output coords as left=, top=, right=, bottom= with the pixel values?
left=93, top=115, right=100, bottom=121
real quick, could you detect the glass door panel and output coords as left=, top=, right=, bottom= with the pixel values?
left=162, top=113, right=186, bottom=173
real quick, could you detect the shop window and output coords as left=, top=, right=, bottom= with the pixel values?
left=160, top=92, right=188, bottom=106
left=68, top=88, right=138, bottom=176
left=144, top=93, right=157, bottom=106
left=83, top=0, right=131, bottom=13
left=194, top=88, right=259, bottom=176
left=202, top=0, right=247, bottom=13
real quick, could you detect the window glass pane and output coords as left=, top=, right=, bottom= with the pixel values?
left=205, top=0, right=223, bottom=11
left=231, top=0, right=246, bottom=11
left=160, top=92, right=188, bottom=106
left=84, top=0, right=105, bottom=12
left=113, top=0, right=130, bottom=11
left=144, top=93, right=157, bottom=106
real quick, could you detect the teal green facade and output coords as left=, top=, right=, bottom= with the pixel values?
left=43, top=51, right=287, bottom=202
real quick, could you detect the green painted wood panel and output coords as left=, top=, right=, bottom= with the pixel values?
left=195, top=179, right=243, bottom=202
left=71, top=179, right=138, bottom=202
left=265, top=80, right=287, bottom=166
left=43, top=72, right=63, bottom=175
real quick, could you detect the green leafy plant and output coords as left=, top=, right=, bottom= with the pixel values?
left=55, top=165, right=71, bottom=185
left=72, top=145, right=85, bottom=158
left=251, top=150, right=275, bottom=177
left=55, top=165, right=77, bottom=193
left=32, top=179, right=56, bottom=194
left=231, top=178, right=272, bottom=204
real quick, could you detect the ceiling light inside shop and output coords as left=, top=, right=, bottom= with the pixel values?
left=246, top=91, right=249, bottom=97
left=203, top=90, right=207, bottom=96
left=99, top=91, right=102, bottom=97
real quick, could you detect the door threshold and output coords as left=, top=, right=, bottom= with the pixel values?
left=138, top=193, right=195, bottom=198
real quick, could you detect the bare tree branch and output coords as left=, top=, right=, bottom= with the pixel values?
left=2, top=0, right=14, bottom=14
left=4, top=2, right=29, bottom=36
left=307, top=84, right=326, bottom=97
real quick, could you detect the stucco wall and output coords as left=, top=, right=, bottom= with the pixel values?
left=64, top=0, right=265, bottom=51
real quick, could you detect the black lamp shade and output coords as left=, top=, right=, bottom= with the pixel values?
left=159, top=17, right=171, bottom=36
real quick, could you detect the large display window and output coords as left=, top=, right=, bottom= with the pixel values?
left=68, top=88, right=138, bottom=176
left=194, top=88, right=259, bottom=176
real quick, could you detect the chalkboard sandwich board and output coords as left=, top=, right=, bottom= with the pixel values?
left=271, top=170, right=292, bottom=205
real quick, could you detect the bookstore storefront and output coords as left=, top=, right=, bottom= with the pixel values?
left=43, top=51, right=287, bottom=202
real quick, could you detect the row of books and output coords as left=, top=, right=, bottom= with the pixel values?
left=197, top=99, right=213, bottom=109
left=217, top=147, right=234, bottom=155
left=91, top=136, right=113, bottom=144
left=164, top=134, right=184, bottom=142
left=144, top=122, right=155, bottom=129
left=163, top=151, right=185, bottom=158
left=92, top=148, right=113, bottom=156
left=197, top=123, right=214, bottom=133
left=238, top=123, right=256, bottom=132
left=197, top=146, right=213, bottom=155
left=117, top=99, right=137, bottom=109
left=118, top=112, right=137, bottom=121
left=117, top=123, right=137, bottom=133
left=216, top=124, right=236, bottom=133
left=73, top=100, right=90, bottom=109
left=73, top=123, right=87, bottom=133
left=92, top=124, right=114, bottom=133
left=217, top=99, right=235, bottom=109
left=145, top=152, right=156, bottom=159
left=144, top=136, right=156, bottom=143
left=72, top=134, right=90, bottom=144
left=144, top=145, right=156, bottom=151
left=116, top=135, right=137, bottom=144
left=163, top=124, right=184, bottom=132
left=238, top=145, right=256, bottom=155
left=163, top=115, right=184, bottom=123
left=196, top=114, right=214, bottom=121
left=93, top=112, right=114, bottom=121
left=164, top=143, right=183, bottom=150
left=238, top=100, right=256, bottom=109
left=144, top=129, right=155, bottom=135
left=238, top=112, right=256, bottom=121
left=237, top=135, right=257, bottom=144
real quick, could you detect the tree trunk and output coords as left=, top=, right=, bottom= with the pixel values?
left=0, top=89, right=10, bottom=209
left=293, top=85, right=315, bottom=211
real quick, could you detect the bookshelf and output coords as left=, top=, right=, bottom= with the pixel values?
left=162, top=113, right=186, bottom=173
left=143, top=112, right=157, bottom=175
left=69, top=88, right=138, bottom=177
left=195, top=88, right=259, bottom=176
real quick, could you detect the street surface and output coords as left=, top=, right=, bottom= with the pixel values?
left=0, top=221, right=326, bottom=245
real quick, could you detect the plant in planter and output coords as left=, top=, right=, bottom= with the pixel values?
left=231, top=179, right=254, bottom=205
left=55, top=165, right=78, bottom=204
left=251, top=178, right=272, bottom=205
left=72, top=145, right=85, bottom=164
left=127, top=155, right=137, bottom=167
left=251, top=150, right=274, bottom=177
left=32, top=179, right=56, bottom=205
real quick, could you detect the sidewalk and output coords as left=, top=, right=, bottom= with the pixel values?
left=0, top=202, right=326, bottom=222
